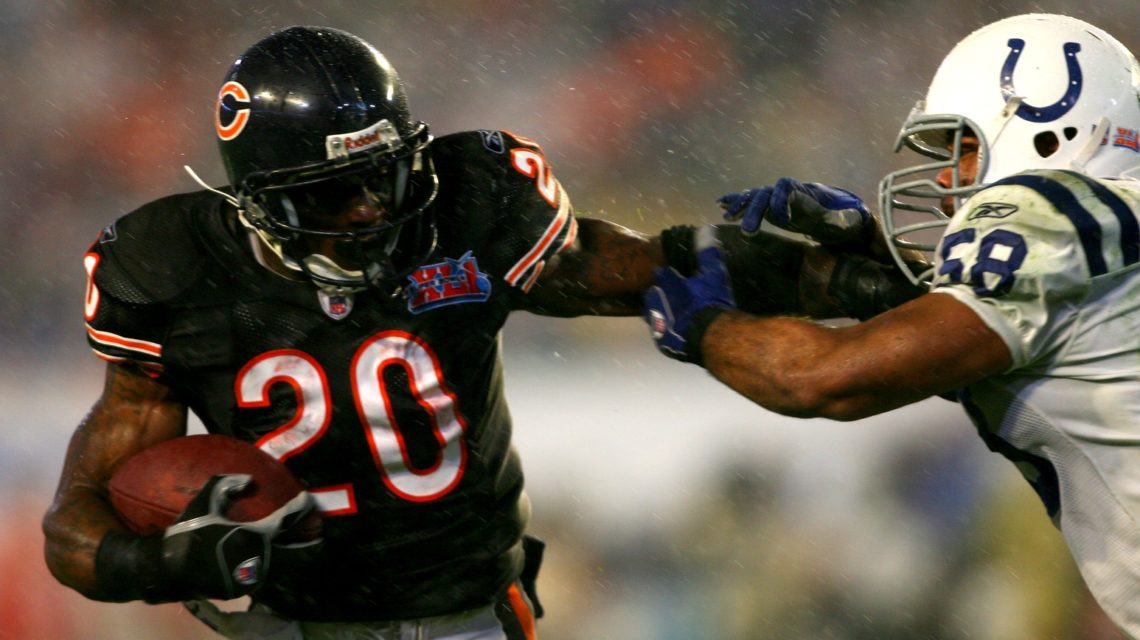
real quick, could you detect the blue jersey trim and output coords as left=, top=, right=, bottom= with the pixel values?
left=1061, top=171, right=1140, bottom=267
left=993, top=173, right=1106, bottom=276
left=958, top=388, right=1061, bottom=519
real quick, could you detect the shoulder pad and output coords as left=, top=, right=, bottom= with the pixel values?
left=432, top=130, right=532, bottom=157
left=428, top=130, right=575, bottom=288
left=91, top=190, right=228, bottom=305
left=971, top=169, right=1140, bottom=276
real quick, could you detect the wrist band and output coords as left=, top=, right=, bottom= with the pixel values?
left=95, top=529, right=180, bottom=603
left=660, top=225, right=697, bottom=275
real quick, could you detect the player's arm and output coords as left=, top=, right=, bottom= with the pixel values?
left=700, top=293, right=1011, bottom=420
left=45, top=361, right=314, bottom=603
left=518, top=217, right=660, bottom=316
left=43, top=361, right=187, bottom=599
left=520, top=217, right=920, bottom=319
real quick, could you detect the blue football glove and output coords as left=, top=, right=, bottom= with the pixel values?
left=644, top=227, right=735, bottom=365
left=719, top=177, right=873, bottom=245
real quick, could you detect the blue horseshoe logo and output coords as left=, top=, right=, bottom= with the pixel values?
left=1000, top=39, right=1082, bottom=123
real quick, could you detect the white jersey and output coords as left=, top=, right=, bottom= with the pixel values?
left=931, top=168, right=1140, bottom=636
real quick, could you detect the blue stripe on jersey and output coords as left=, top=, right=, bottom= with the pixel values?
left=1060, top=170, right=1140, bottom=266
left=993, top=174, right=1107, bottom=276
left=958, top=388, right=1061, bottom=519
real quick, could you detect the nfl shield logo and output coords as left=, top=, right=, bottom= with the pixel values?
left=233, top=556, right=261, bottom=586
left=649, top=309, right=667, bottom=339
left=318, top=290, right=354, bottom=320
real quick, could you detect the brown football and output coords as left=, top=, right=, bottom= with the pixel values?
left=108, top=434, right=321, bottom=542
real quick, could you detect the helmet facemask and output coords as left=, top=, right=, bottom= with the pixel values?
left=879, top=109, right=991, bottom=285
left=236, top=121, right=438, bottom=293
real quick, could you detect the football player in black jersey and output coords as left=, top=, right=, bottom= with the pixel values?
left=42, top=26, right=920, bottom=639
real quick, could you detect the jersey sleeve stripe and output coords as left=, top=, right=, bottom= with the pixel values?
left=91, top=350, right=165, bottom=372
left=504, top=194, right=571, bottom=286
left=1064, top=170, right=1140, bottom=266
left=556, top=216, right=579, bottom=254
left=993, top=174, right=1108, bottom=276
left=85, top=324, right=163, bottom=358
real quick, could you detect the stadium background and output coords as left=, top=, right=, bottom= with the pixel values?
left=1, top=1, right=1136, bottom=638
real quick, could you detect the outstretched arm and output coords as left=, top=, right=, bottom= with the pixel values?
left=666, top=289, right=1012, bottom=420
left=517, top=217, right=914, bottom=318
left=519, top=217, right=662, bottom=316
left=43, top=362, right=187, bottom=598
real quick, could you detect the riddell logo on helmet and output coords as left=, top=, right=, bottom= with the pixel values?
left=345, top=131, right=382, bottom=150
left=326, top=120, right=401, bottom=160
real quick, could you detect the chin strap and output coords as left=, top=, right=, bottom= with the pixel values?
left=184, top=165, right=240, bottom=208
left=1070, top=116, right=1112, bottom=172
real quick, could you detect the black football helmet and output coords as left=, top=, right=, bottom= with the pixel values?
left=215, top=26, right=438, bottom=292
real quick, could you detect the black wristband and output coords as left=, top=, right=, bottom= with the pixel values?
left=716, top=226, right=805, bottom=315
left=660, top=225, right=697, bottom=275
left=827, top=253, right=925, bottom=320
left=94, top=530, right=183, bottom=603
left=685, top=306, right=728, bottom=366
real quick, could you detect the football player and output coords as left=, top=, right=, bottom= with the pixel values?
left=644, top=13, right=1140, bottom=638
left=42, top=26, right=919, bottom=640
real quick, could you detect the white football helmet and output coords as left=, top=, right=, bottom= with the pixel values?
left=879, top=13, right=1140, bottom=284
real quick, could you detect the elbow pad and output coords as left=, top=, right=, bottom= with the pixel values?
left=826, top=253, right=926, bottom=320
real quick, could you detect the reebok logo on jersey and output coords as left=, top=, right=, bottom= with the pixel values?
left=969, top=202, right=1019, bottom=220
left=406, top=251, right=492, bottom=314
left=99, top=222, right=118, bottom=244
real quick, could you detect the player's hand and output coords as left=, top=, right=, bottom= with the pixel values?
left=719, top=177, right=873, bottom=245
left=185, top=600, right=303, bottom=640
left=162, top=474, right=316, bottom=600
left=644, top=227, right=735, bottom=365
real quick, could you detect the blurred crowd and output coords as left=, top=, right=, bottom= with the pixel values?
left=2, top=0, right=1138, bottom=638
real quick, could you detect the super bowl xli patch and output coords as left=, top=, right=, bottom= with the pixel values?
left=406, top=251, right=491, bottom=314
left=1113, top=127, right=1139, bottom=152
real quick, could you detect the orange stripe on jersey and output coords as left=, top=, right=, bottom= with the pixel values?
left=502, top=130, right=542, bottom=151
left=506, top=583, right=537, bottom=640
left=556, top=217, right=578, bottom=254
left=91, top=349, right=165, bottom=373
left=506, top=198, right=570, bottom=286
left=521, top=260, right=545, bottom=293
left=86, top=324, right=163, bottom=358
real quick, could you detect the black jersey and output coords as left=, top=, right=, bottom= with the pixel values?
left=83, top=130, right=577, bottom=621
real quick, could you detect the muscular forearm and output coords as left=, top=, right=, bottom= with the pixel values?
left=43, top=485, right=128, bottom=599
left=697, top=293, right=1010, bottom=421
left=524, top=217, right=662, bottom=316
left=698, top=311, right=845, bottom=418
left=43, top=363, right=187, bottom=600
left=698, top=310, right=931, bottom=421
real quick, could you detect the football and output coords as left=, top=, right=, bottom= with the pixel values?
left=108, top=434, right=321, bottom=542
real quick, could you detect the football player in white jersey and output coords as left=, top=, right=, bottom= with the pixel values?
left=642, top=13, right=1140, bottom=637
